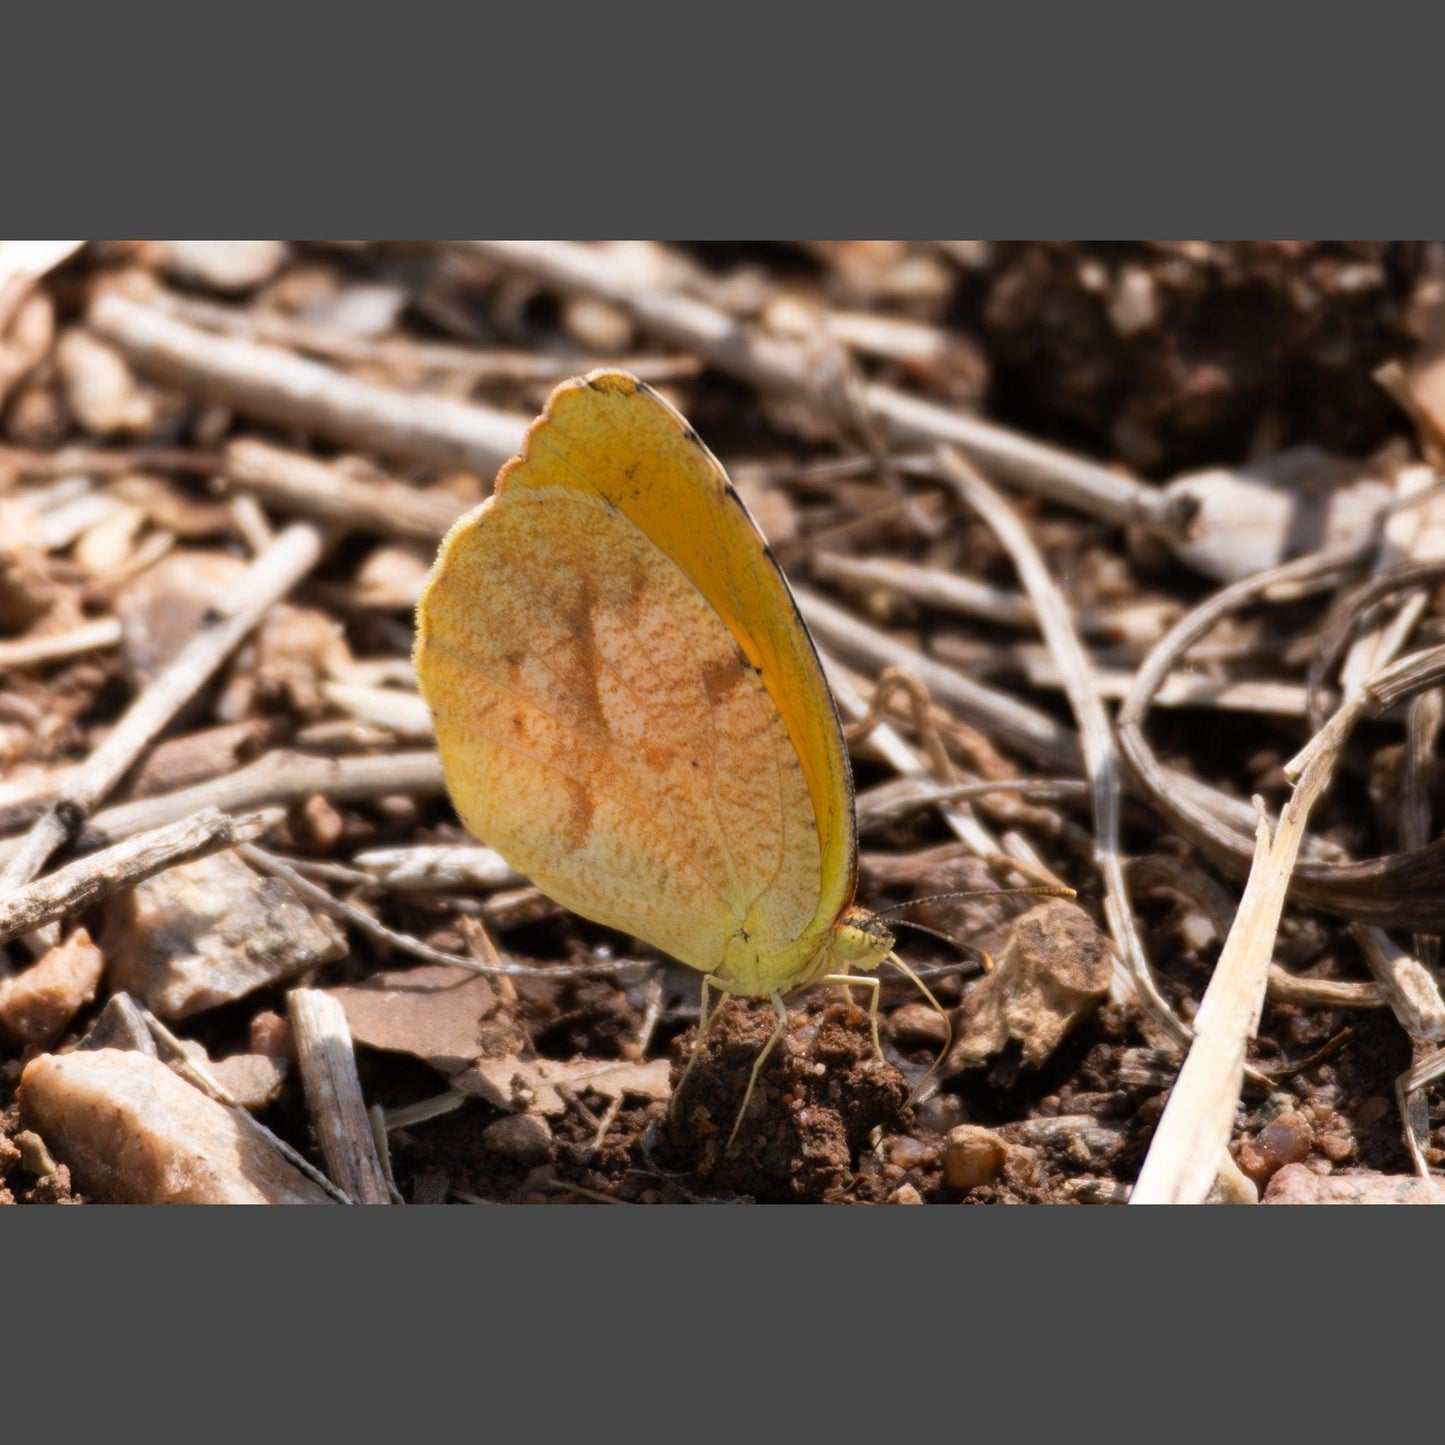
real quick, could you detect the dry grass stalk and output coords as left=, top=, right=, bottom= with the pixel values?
left=1396, top=1047, right=1445, bottom=1177
left=1131, top=664, right=1388, bottom=1203
left=1351, top=923, right=1445, bottom=1177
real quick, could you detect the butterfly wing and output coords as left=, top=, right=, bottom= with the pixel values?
left=415, top=373, right=856, bottom=992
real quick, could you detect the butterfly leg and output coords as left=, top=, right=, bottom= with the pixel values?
left=821, top=972, right=883, bottom=1064
left=668, top=975, right=729, bottom=1130
left=725, top=991, right=789, bottom=1151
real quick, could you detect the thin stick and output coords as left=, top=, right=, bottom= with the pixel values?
left=288, top=988, right=393, bottom=1205
left=855, top=775, right=1088, bottom=829
left=936, top=447, right=1189, bottom=1052
left=1351, top=922, right=1445, bottom=1179
left=0, top=751, right=444, bottom=864
left=0, top=807, right=267, bottom=945
left=461, top=240, right=1187, bottom=534
left=1350, top=924, right=1445, bottom=1044
left=0, top=444, right=224, bottom=479
left=225, top=439, right=465, bottom=543
left=813, top=549, right=1176, bottom=643
left=368, top=1105, right=405, bottom=1204
left=90, top=292, right=530, bottom=477
left=347, top=844, right=521, bottom=893
left=239, top=842, right=650, bottom=980
left=0, top=619, right=123, bottom=672
left=0, top=522, right=323, bottom=889
left=146, top=287, right=703, bottom=384
left=1022, top=656, right=1313, bottom=717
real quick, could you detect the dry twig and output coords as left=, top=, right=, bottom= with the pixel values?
left=0, top=807, right=267, bottom=946
left=288, top=988, right=393, bottom=1205
left=90, top=291, right=530, bottom=477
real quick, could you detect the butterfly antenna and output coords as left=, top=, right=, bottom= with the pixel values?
left=887, top=916, right=981, bottom=953
left=885, top=951, right=952, bottom=1103
left=875, top=884, right=1074, bottom=918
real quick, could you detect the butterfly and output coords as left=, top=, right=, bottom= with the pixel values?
left=414, top=370, right=944, bottom=1145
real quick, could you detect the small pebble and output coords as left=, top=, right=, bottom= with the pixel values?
left=56, top=330, right=156, bottom=435
left=482, top=1113, right=553, bottom=1166
left=946, top=900, right=1111, bottom=1072
left=0, top=928, right=105, bottom=1048
left=886, top=1135, right=930, bottom=1169
left=889, top=1002, right=949, bottom=1048
left=942, top=1124, right=1007, bottom=1190
left=250, top=1011, right=296, bottom=1060
left=1238, top=1108, right=1313, bottom=1186
left=914, top=1093, right=966, bottom=1134
left=15, top=1130, right=59, bottom=1177
left=1265, top=1164, right=1445, bottom=1205
left=888, top=1183, right=924, bottom=1204
left=1005, top=1144, right=1043, bottom=1189
left=209, top=1053, right=290, bottom=1109
left=297, top=794, right=345, bottom=852
left=18, top=1049, right=331, bottom=1204
left=1357, top=1096, right=1391, bottom=1128
left=104, top=850, right=346, bottom=1019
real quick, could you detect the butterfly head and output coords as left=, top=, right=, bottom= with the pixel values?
left=829, top=905, right=895, bottom=973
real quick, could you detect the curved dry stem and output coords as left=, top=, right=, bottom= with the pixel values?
left=1117, top=546, right=1445, bottom=932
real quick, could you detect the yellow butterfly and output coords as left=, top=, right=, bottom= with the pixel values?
left=414, top=370, right=943, bottom=1144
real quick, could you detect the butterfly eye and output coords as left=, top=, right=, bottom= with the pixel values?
left=831, top=908, right=895, bottom=970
